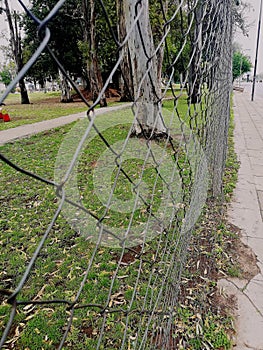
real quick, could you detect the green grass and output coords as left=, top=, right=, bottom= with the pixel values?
left=0, top=89, right=198, bottom=132
left=0, top=91, right=126, bottom=131
left=175, top=308, right=232, bottom=350
left=223, top=99, right=240, bottom=200
left=0, top=94, right=237, bottom=349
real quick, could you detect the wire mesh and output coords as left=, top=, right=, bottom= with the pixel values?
left=0, top=0, right=233, bottom=348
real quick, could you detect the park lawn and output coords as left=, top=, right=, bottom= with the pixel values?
left=0, top=89, right=191, bottom=131
left=0, top=99, right=236, bottom=349
left=0, top=91, right=126, bottom=131
left=0, top=91, right=88, bottom=131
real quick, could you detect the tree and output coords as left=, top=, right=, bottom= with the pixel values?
left=233, top=0, right=251, bottom=36
left=188, top=1, right=204, bottom=104
left=82, top=0, right=107, bottom=107
left=23, top=0, right=84, bottom=102
left=117, top=0, right=186, bottom=102
left=116, top=0, right=134, bottom=101
left=25, top=0, right=116, bottom=106
left=123, top=0, right=167, bottom=137
left=0, top=0, right=30, bottom=104
left=0, top=65, right=12, bottom=87
left=232, top=51, right=252, bottom=81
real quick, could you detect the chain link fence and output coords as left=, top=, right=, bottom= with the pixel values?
left=0, top=0, right=233, bottom=348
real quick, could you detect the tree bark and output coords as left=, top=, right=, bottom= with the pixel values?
left=59, top=69, right=73, bottom=103
left=156, top=0, right=169, bottom=95
left=124, top=0, right=167, bottom=138
left=82, top=0, right=107, bottom=107
left=188, top=1, right=203, bottom=104
left=4, top=2, right=30, bottom=104
left=117, top=0, right=134, bottom=101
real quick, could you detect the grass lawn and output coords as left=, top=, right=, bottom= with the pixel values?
left=0, top=89, right=190, bottom=132
left=0, top=91, right=122, bottom=131
left=0, top=95, right=238, bottom=349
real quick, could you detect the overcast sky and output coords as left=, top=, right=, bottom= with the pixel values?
left=0, top=1, right=26, bottom=47
left=234, top=0, right=263, bottom=73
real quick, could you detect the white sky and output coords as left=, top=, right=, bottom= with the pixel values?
left=0, top=1, right=27, bottom=48
left=234, top=0, right=263, bottom=73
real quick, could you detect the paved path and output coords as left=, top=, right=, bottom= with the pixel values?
left=0, top=103, right=130, bottom=145
left=219, top=90, right=263, bottom=350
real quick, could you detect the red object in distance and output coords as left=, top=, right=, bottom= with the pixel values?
left=3, top=114, right=11, bottom=122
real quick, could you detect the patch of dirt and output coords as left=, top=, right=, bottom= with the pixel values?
left=9, top=89, right=121, bottom=106
left=211, top=290, right=238, bottom=317
left=226, top=223, right=260, bottom=281
left=166, top=200, right=249, bottom=347
left=152, top=326, right=178, bottom=350
left=82, top=325, right=94, bottom=338
left=72, top=88, right=121, bottom=103
left=113, top=245, right=142, bottom=266
left=234, top=239, right=260, bottom=280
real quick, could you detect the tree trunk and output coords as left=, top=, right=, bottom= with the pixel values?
left=156, top=0, right=169, bottom=94
left=83, top=0, right=107, bottom=107
left=19, top=79, right=30, bottom=104
left=124, top=0, right=167, bottom=138
left=59, top=70, right=73, bottom=103
left=117, top=0, right=134, bottom=101
left=4, top=2, right=30, bottom=104
left=188, top=1, right=203, bottom=104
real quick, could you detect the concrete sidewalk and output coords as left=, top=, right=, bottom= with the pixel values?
left=0, top=103, right=130, bottom=145
left=219, top=90, right=263, bottom=350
